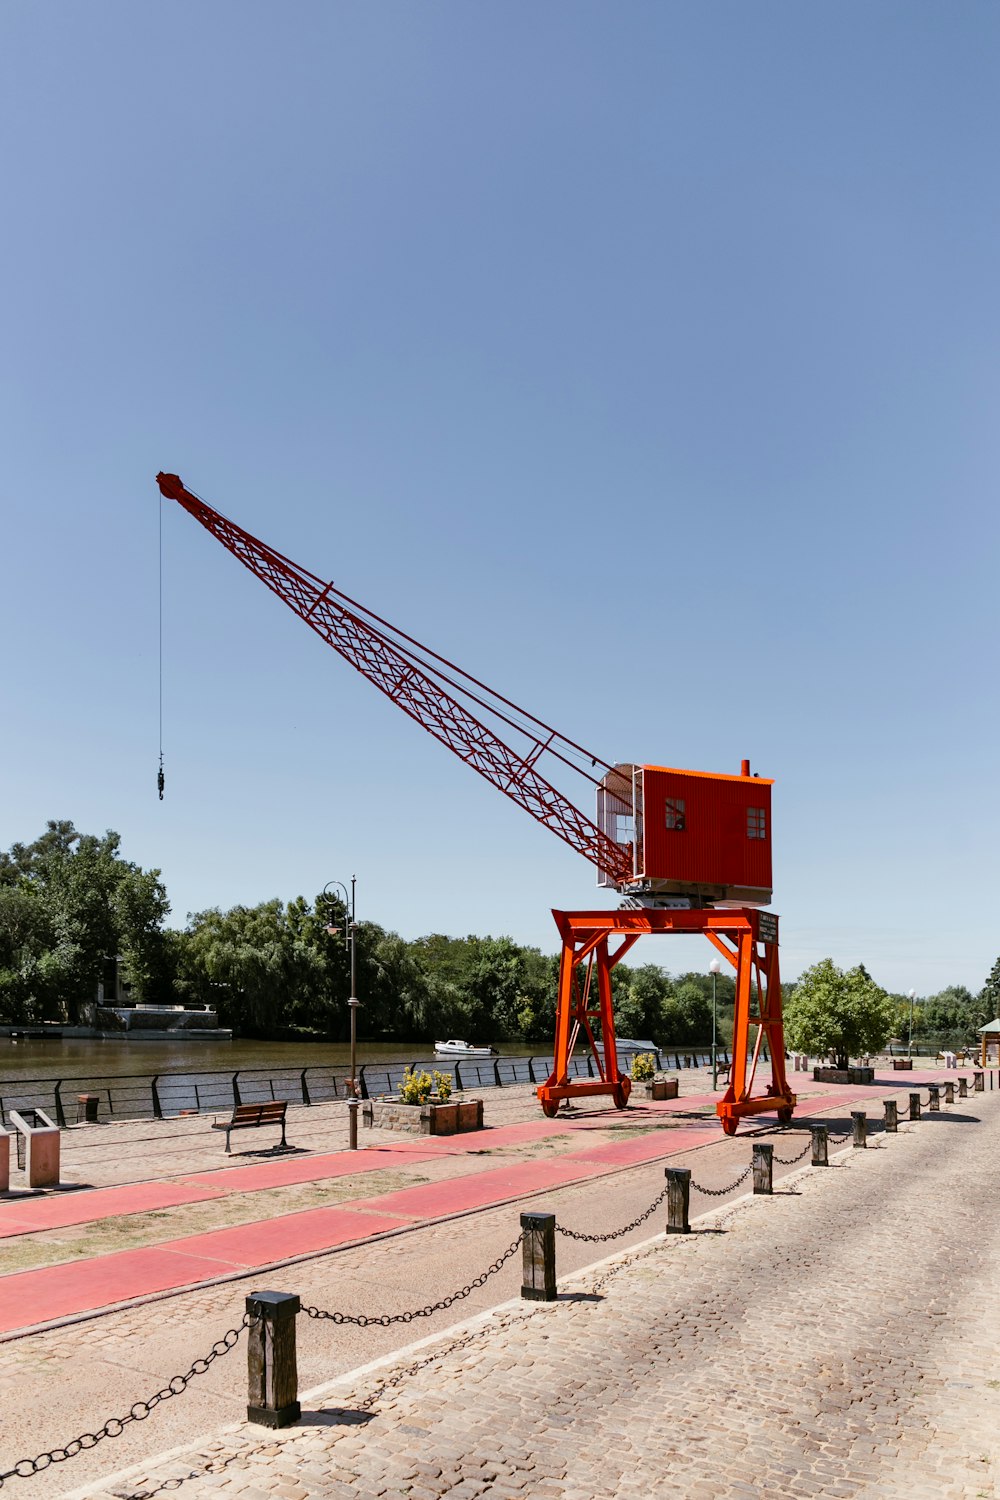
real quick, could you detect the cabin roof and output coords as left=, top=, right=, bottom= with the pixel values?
left=641, top=764, right=774, bottom=786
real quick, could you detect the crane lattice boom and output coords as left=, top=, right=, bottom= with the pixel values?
left=155, top=473, right=632, bottom=887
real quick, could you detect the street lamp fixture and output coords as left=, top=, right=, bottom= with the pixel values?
left=322, top=876, right=360, bottom=1150
left=709, top=958, right=721, bottom=1091
left=907, top=988, right=916, bottom=1062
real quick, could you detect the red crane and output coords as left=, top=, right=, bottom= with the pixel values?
left=156, top=472, right=795, bottom=1133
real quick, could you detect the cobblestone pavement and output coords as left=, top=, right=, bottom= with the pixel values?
left=30, top=1090, right=1000, bottom=1499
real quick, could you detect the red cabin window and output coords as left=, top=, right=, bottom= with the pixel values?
left=665, top=799, right=686, bottom=831
left=747, top=807, right=766, bottom=840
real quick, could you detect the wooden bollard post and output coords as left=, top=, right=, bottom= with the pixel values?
left=959, top=1076, right=968, bottom=1098
left=246, top=1291, right=301, bottom=1428
left=752, top=1143, right=773, bottom=1194
left=810, top=1124, right=828, bottom=1166
left=883, top=1099, right=897, bottom=1133
left=944, top=1080, right=955, bottom=1105
left=928, top=1084, right=940, bottom=1112
left=974, top=1071, right=984, bottom=1092
left=851, top=1111, right=867, bottom=1148
left=665, top=1167, right=691, bottom=1233
left=909, top=1092, right=921, bottom=1120
left=520, top=1212, right=557, bottom=1301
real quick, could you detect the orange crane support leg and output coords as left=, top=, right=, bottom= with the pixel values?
left=537, top=908, right=795, bottom=1133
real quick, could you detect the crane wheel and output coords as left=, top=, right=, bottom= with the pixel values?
left=540, top=1097, right=560, bottom=1119
left=721, top=1117, right=738, bottom=1136
left=612, top=1082, right=628, bottom=1111
left=777, top=1107, right=793, bottom=1124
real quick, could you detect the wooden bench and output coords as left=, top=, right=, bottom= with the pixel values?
left=212, top=1100, right=290, bottom=1154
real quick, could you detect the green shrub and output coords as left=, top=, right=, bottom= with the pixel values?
left=630, top=1052, right=656, bottom=1082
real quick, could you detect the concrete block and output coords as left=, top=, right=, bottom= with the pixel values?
left=10, top=1108, right=61, bottom=1187
left=26, top=1128, right=60, bottom=1187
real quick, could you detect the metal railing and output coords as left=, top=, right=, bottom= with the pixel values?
left=0, top=1047, right=733, bottom=1128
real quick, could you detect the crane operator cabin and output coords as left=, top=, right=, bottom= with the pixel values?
left=598, top=760, right=773, bottom=908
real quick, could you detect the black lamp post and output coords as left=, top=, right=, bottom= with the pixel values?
left=709, top=957, right=721, bottom=1091
left=907, top=988, right=916, bottom=1061
left=323, top=876, right=359, bottom=1150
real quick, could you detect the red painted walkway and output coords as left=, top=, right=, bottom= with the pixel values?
left=0, top=1145, right=441, bottom=1239
left=0, top=1070, right=954, bottom=1335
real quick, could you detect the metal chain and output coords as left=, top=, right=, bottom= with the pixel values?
left=0, top=1315, right=250, bottom=1489
left=556, top=1183, right=670, bottom=1242
left=690, top=1163, right=752, bottom=1198
left=772, top=1139, right=812, bottom=1165
left=303, top=1235, right=523, bottom=1327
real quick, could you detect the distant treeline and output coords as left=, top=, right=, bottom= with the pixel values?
left=2, top=822, right=998, bottom=1048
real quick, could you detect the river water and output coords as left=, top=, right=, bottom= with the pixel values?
left=0, top=1034, right=577, bottom=1124
left=0, top=1034, right=705, bottom=1126
left=0, top=1036, right=524, bottom=1083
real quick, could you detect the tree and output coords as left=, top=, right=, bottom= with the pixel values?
left=979, top=957, right=1000, bottom=1023
left=613, top=964, right=673, bottom=1041
left=610, top=965, right=730, bottom=1047
left=355, top=923, right=431, bottom=1039
left=465, top=937, right=524, bottom=1040
left=0, top=822, right=170, bottom=1022
left=180, top=900, right=330, bottom=1034
left=663, top=978, right=713, bottom=1046
left=0, top=882, right=57, bottom=1020
left=782, top=958, right=896, bottom=1068
left=914, top=985, right=988, bottom=1041
left=406, top=933, right=554, bottom=1042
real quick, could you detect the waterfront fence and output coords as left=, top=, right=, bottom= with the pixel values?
left=0, top=1047, right=727, bottom=1128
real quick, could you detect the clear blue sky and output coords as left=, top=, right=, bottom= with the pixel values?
left=2, top=3, right=997, bottom=996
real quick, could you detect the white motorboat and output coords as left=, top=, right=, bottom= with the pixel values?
left=434, top=1039, right=498, bottom=1058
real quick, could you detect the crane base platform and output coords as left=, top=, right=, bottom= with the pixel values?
left=717, top=1085, right=796, bottom=1136
left=536, top=1077, right=631, bottom=1118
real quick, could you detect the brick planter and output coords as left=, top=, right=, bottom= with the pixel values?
left=643, top=1077, right=679, bottom=1101
left=812, top=1066, right=875, bottom=1085
left=363, top=1097, right=484, bottom=1136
